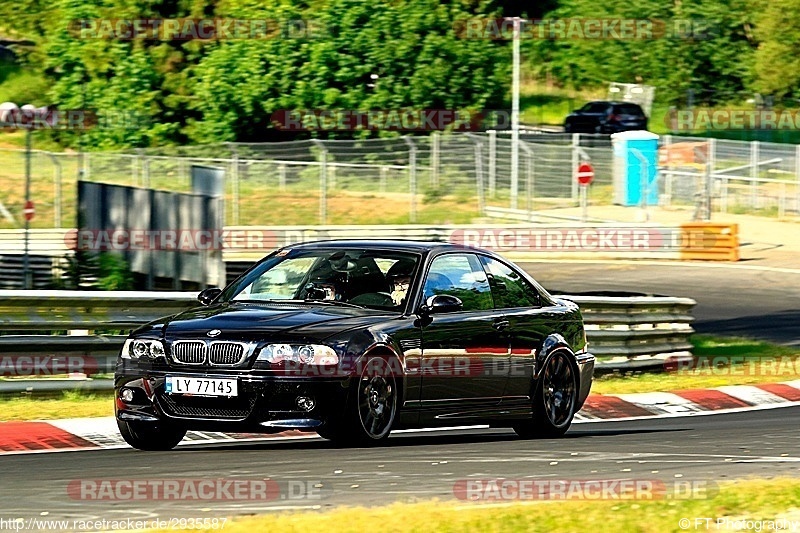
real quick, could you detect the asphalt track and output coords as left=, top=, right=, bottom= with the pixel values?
left=523, top=261, right=800, bottom=345
left=2, top=406, right=800, bottom=524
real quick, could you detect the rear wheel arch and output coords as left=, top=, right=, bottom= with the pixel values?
left=515, top=346, right=580, bottom=439
left=536, top=334, right=576, bottom=374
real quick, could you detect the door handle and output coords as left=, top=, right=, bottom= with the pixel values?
left=492, top=319, right=510, bottom=331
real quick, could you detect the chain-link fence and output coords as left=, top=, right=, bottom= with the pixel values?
left=661, top=136, right=800, bottom=218
left=0, top=132, right=798, bottom=228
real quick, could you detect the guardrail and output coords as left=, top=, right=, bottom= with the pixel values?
left=561, top=293, right=695, bottom=372
left=0, top=290, right=197, bottom=330
left=0, top=290, right=695, bottom=393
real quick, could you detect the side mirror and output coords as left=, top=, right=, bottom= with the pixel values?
left=420, top=294, right=463, bottom=315
left=197, top=287, right=222, bottom=306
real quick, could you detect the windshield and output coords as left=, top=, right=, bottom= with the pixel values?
left=579, top=102, right=610, bottom=113
left=222, top=248, right=421, bottom=311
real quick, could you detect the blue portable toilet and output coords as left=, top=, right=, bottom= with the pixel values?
left=611, top=130, right=659, bottom=206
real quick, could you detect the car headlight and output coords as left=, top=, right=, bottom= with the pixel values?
left=121, top=339, right=166, bottom=360
left=256, top=344, right=339, bottom=365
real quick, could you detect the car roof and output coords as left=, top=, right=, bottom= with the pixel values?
left=583, top=100, right=643, bottom=107
left=287, top=239, right=468, bottom=253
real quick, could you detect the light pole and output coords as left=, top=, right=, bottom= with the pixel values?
left=510, top=17, right=521, bottom=210
left=23, top=106, right=33, bottom=289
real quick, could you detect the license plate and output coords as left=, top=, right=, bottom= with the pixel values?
left=165, top=376, right=238, bottom=397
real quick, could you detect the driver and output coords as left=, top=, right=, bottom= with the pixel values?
left=385, top=259, right=416, bottom=306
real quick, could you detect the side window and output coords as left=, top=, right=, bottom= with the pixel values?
left=480, top=256, right=541, bottom=309
left=423, top=253, right=493, bottom=311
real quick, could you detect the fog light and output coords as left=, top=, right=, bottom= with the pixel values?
left=296, top=396, right=315, bottom=412
left=120, top=388, right=135, bottom=402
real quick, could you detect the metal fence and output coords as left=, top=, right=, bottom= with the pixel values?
left=661, top=136, right=800, bottom=218
left=0, top=133, right=798, bottom=229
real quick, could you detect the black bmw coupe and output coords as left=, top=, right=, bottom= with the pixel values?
left=115, top=240, right=595, bottom=449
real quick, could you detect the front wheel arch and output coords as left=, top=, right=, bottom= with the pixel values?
left=318, top=347, right=403, bottom=446
left=344, top=345, right=405, bottom=408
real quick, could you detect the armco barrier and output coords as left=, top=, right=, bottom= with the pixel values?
left=0, top=290, right=197, bottom=330
left=0, top=290, right=695, bottom=393
left=561, top=293, right=696, bottom=372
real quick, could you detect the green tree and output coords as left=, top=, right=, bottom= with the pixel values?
left=190, top=0, right=510, bottom=142
left=526, top=0, right=757, bottom=105
left=10, top=0, right=509, bottom=146
left=752, top=0, right=800, bottom=99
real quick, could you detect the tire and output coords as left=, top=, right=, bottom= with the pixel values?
left=317, top=355, right=399, bottom=446
left=117, top=419, right=187, bottom=451
left=513, top=350, right=578, bottom=439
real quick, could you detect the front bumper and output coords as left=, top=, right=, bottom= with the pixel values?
left=115, top=369, right=350, bottom=433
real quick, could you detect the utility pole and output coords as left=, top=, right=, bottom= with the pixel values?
left=510, top=17, right=521, bottom=209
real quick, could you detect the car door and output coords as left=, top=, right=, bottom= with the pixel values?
left=416, top=252, right=509, bottom=410
left=479, top=255, right=549, bottom=403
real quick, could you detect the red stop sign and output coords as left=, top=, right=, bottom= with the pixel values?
left=576, top=163, right=594, bottom=185
left=23, top=200, right=34, bottom=221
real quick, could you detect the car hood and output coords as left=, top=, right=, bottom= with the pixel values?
left=157, top=301, right=393, bottom=342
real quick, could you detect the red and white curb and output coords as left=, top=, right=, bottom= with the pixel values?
left=575, top=380, right=800, bottom=421
left=0, top=419, right=314, bottom=455
left=3, top=380, right=800, bottom=454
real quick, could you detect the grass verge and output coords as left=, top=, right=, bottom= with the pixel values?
left=212, top=478, right=800, bottom=533
left=0, top=390, right=114, bottom=421
left=592, top=335, right=800, bottom=395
